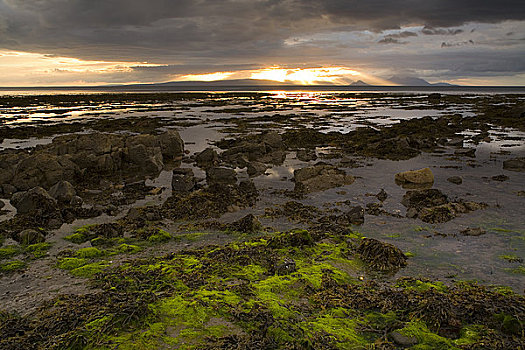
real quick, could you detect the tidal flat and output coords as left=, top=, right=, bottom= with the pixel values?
left=0, top=92, right=524, bottom=349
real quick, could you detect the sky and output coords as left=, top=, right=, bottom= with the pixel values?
left=0, top=0, right=524, bottom=86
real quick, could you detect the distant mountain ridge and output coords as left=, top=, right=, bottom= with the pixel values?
left=120, top=77, right=456, bottom=88
left=388, top=75, right=457, bottom=86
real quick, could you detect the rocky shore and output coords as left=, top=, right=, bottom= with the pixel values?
left=0, top=92, right=524, bottom=349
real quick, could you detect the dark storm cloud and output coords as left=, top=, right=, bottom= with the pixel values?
left=422, top=26, right=464, bottom=35
left=378, top=31, right=417, bottom=44
left=377, top=37, right=407, bottom=45
left=1, top=0, right=524, bottom=60
left=441, top=40, right=474, bottom=47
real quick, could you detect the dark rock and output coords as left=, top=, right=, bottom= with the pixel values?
left=11, top=187, right=58, bottom=215
left=336, top=206, right=365, bottom=225
left=158, top=130, right=184, bottom=161
left=356, top=238, right=407, bottom=271
left=206, top=167, right=237, bottom=185
left=275, top=259, right=297, bottom=275
left=460, top=227, right=486, bottom=236
left=70, top=196, right=83, bottom=207
left=454, top=148, right=476, bottom=157
left=126, top=207, right=143, bottom=221
left=229, top=214, right=262, bottom=233
left=12, top=153, right=78, bottom=191
left=49, top=180, right=76, bottom=203
left=17, top=229, right=45, bottom=245
left=1, top=184, right=16, bottom=197
left=125, top=143, right=164, bottom=174
left=247, top=161, right=268, bottom=177
left=195, top=148, right=219, bottom=168
left=376, top=189, right=388, bottom=202
left=296, top=149, right=317, bottom=162
left=262, top=131, right=284, bottom=151
left=294, top=164, right=355, bottom=193
left=389, top=331, right=418, bottom=347
left=339, top=157, right=359, bottom=168
left=172, top=168, right=196, bottom=193
left=395, top=168, right=434, bottom=186
left=447, top=176, right=463, bottom=185
left=491, top=174, right=509, bottom=182
left=401, top=189, right=448, bottom=211
left=503, top=157, right=525, bottom=172
left=258, top=150, right=286, bottom=165
left=406, top=207, right=419, bottom=219
left=0, top=200, right=4, bottom=210
left=418, top=201, right=487, bottom=224
left=446, top=137, right=464, bottom=147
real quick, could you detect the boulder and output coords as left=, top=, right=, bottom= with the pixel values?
left=294, top=164, right=355, bottom=193
left=447, top=176, right=462, bottom=185
left=12, top=153, right=78, bottom=191
left=229, top=214, right=262, bottom=233
left=0, top=200, right=4, bottom=210
left=296, top=149, right=317, bottom=162
left=356, top=238, right=407, bottom=271
left=491, top=174, right=509, bottom=182
left=17, top=229, right=45, bottom=245
left=454, top=148, right=476, bottom=157
left=53, top=132, right=123, bottom=157
left=247, top=161, right=268, bottom=177
left=195, top=148, right=219, bottom=168
left=206, top=167, right=237, bottom=186
left=125, top=134, right=161, bottom=149
left=395, top=168, right=434, bottom=186
left=460, top=227, right=486, bottom=236
left=389, top=331, right=418, bottom=347
left=49, top=180, right=76, bottom=203
left=70, top=195, right=84, bottom=207
left=336, top=206, right=365, bottom=225
left=376, top=189, right=388, bottom=202
left=503, top=157, right=525, bottom=172
left=172, top=168, right=196, bottom=193
left=262, top=131, right=284, bottom=151
left=125, top=144, right=164, bottom=174
left=401, top=189, right=448, bottom=210
left=11, top=187, right=58, bottom=215
left=158, top=130, right=184, bottom=160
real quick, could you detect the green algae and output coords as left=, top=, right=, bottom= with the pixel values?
left=106, top=290, right=242, bottom=349
left=174, top=232, right=209, bottom=242
left=396, top=278, right=448, bottom=293
left=25, top=242, right=51, bottom=259
left=0, top=260, right=26, bottom=272
left=302, top=309, right=365, bottom=349
left=71, top=262, right=111, bottom=278
left=148, top=229, right=171, bottom=243
left=116, top=244, right=141, bottom=254
left=398, top=320, right=458, bottom=350
left=64, top=224, right=97, bottom=244
left=494, top=313, right=524, bottom=336
left=65, top=232, right=89, bottom=244
left=57, top=257, right=88, bottom=270
left=505, top=265, right=525, bottom=275
left=499, top=254, right=523, bottom=263
left=75, top=247, right=104, bottom=259
left=0, top=245, right=20, bottom=259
